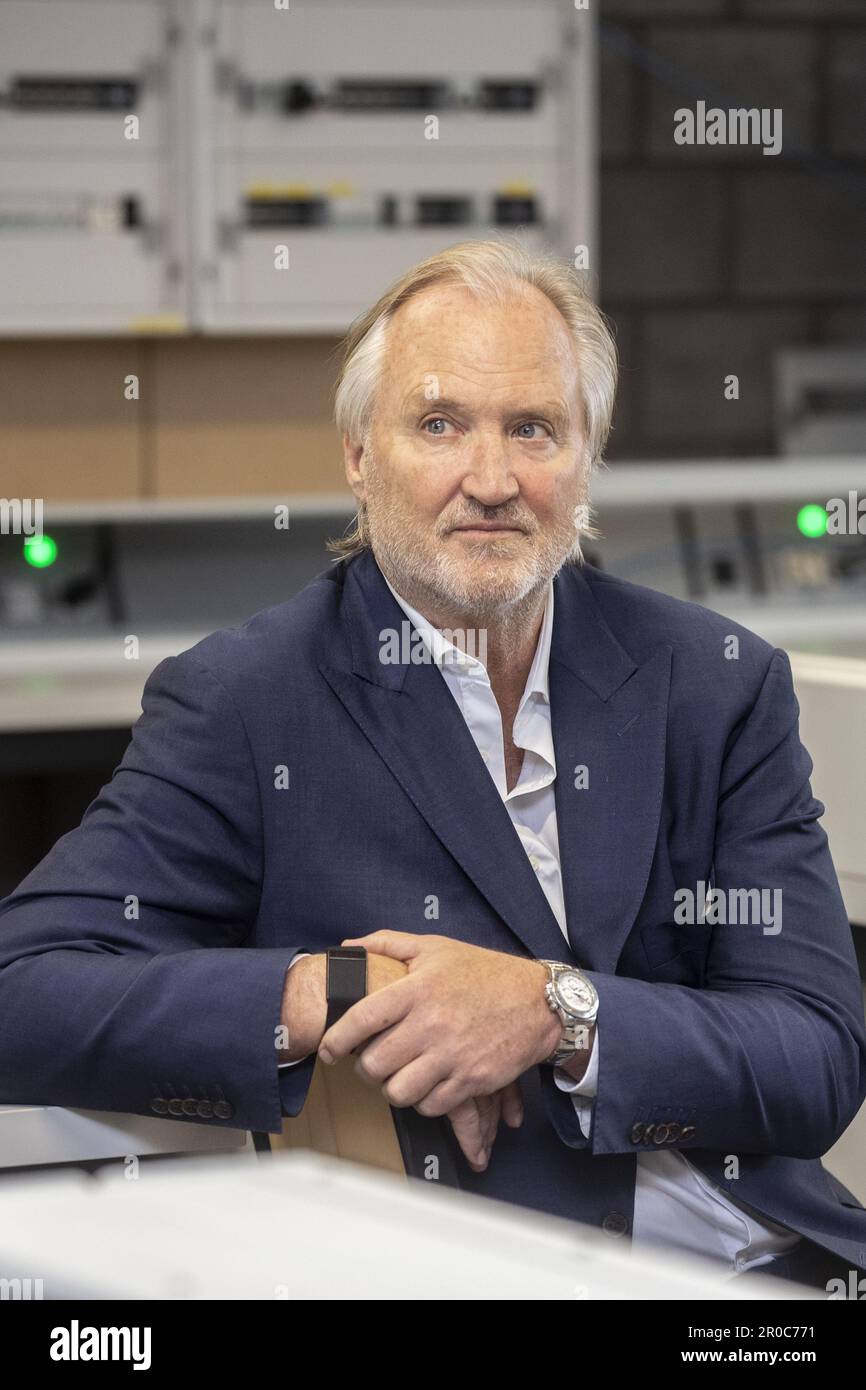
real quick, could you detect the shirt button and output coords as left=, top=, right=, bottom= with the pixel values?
left=529, top=855, right=541, bottom=872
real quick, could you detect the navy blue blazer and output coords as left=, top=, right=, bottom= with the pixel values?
left=1, top=549, right=865, bottom=1268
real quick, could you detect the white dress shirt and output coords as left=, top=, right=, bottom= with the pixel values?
left=381, top=575, right=802, bottom=1276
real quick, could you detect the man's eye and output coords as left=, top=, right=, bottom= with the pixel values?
left=422, top=417, right=452, bottom=435
left=515, top=421, right=549, bottom=440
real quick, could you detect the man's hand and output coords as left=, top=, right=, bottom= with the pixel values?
left=446, top=1080, right=524, bottom=1172
left=317, top=931, right=562, bottom=1116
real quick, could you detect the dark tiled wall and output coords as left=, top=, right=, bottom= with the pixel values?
left=599, top=0, right=866, bottom=459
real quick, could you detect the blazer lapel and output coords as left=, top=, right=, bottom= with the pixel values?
left=319, top=552, right=568, bottom=963
left=549, top=565, right=672, bottom=972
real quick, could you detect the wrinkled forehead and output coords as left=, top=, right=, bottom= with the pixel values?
left=381, top=281, right=580, bottom=406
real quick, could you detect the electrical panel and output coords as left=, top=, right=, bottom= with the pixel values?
left=587, top=496, right=866, bottom=653
left=200, top=0, right=595, bottom=331
left=585, top=464, right=866, bottom=651
left=0, top=0, right=597, bottom=335
left=0, top=0, right=188, bottom=333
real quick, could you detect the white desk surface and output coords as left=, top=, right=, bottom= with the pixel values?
left=0, top=1149, right=817, bottom=1300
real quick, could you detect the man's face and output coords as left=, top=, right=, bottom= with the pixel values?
left=344, top=281, right=589, bottom=619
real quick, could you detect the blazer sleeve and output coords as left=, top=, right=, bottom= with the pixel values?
left=0, top=648, right=308, bottom=1135
left=547, top=647, right=866, bottom=1160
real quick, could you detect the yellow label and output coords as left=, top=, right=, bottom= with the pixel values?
left=246, top=183, right=314, bottom=199
left=127, top=315, right=186, bottom=334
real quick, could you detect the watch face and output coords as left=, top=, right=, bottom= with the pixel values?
left=558, top=971, right=594, bottom=1013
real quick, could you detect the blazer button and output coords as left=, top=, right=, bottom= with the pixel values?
left=196, top=1100, right=214, bottom=1119
left=665, top=1123, right=681, bottom=1142
left=680, top=1125, right=696, bottom=1141
left=653, top=1124, right=669, bottom=1144
left=213, top=1100, right=233, bottom=1120
left=181, top=1099, right=198, bottom=1117
left=630, top=1123, right=645, bottom=1144
left=167, top=1099, right=184, bottom=1116
left=150, top=1097, right=168, bottom=1115
left=602, top=1212, right=629, bottom=1238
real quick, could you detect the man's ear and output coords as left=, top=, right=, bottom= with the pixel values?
left=343, top=433, right=367, bottom=503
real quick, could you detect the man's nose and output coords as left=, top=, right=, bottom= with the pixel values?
left=461, top=436, right=520, bottom=507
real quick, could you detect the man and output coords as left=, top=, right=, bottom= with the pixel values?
left=1, top=240, right=865, bottom=1292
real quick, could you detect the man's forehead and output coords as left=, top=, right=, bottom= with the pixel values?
left=390, top=315, right=577, bottom=394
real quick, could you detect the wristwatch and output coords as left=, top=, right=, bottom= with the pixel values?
left=539, top=960, right=599, bottom=1067
left=325, top=946, right=368, bottom=1030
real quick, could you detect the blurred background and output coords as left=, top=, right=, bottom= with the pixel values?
left=0, top=0, right=864, bottom=1187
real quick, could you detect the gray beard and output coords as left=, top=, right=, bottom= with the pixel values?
left=362, top=459, right=582, bottom=643
left=361, top=503, right=578, bottom=647
left=372, top=521, right=565, bottom=626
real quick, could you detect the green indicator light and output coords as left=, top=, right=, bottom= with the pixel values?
left=23, top=533, right=58, bottom=568
left=796, top=504, right=827, bottom=539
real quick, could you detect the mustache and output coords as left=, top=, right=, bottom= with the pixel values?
left=440, top=508, right=536, bottom=534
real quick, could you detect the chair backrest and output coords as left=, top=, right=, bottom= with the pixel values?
left=271, top=1057, right=407, bottom=1176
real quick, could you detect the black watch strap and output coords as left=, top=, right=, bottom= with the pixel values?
left=325, top=947, right=368, bottom=1030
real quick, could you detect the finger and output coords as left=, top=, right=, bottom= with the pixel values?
left=467, top=1090, right=497, bottom=1151
left=351, top=1019, right=425, bottom=1085
left=455, top=1091, right=507, bottom=1166
left=414, top=1076, right=470, bottom=1118
left=339, top=931, right=425, bottom=961
left=447, top=1099, right=489, bottom=1171
left=483, top=1091, right=503, bottom=1148
left=318, top=977, right=412, bottom=1063
left=500, top=1079, right=524, bottom=1128
left=380, top=1053, right=450, bottom=1109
